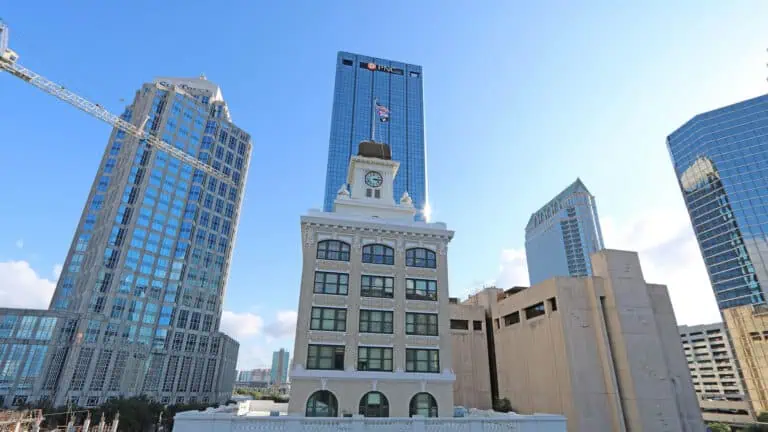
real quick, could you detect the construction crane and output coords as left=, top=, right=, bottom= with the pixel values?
left=0, top=20, right=232, bottom=186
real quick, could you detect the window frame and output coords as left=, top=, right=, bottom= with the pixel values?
left=306, top=390, right=338, bottom=417
left=406, top=278, right=438, bottom=301
left=307, top=344, right=345, bottom=370
left=310, top=307, right=347, bottom=332
left=361, top=275, right=395, bottom=298
left=362, top=244, right=394, bottom=265
left=359, top=391, right=389, bottom=418
left=357, top=346, right=393, bottom=372
left=359, top=310, right=394, bottom=334
left=405, top=313, right=439, bottom=336
left=316, top=240, right=351, bottom=262
left=409, top=392, right=438, bottom=417
left=405, top=349, right=440, bottom=373
left=314, top=271, right=349, bottom=295
left=405, top=248, right=436, bottom=268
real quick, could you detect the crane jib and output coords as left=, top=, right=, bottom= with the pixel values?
left=1, top=20, right=233, bottom=186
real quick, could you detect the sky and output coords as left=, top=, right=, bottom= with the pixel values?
left=1, top=1, right=768, bottom=369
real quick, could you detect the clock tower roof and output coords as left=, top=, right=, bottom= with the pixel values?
left=332, top=140, right=416, bottom=221
left=357, top=140, right=392, bottom=160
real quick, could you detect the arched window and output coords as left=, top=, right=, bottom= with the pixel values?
left=358, top=391, right=389, bottom=417
left=306, top=390, right=338, bottom=417
left=406, top=248, right=436, bottom=268
left=316, top=240, right=351, bottom=261
left=409, top=392, right=438, bottom=417
left=362, top=244, right=394, bottom=265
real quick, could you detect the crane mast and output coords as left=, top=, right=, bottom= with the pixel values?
left=0, top=20, right=232, bottom=186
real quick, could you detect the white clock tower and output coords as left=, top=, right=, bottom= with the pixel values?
left=334, top=141, right=417, bottom=221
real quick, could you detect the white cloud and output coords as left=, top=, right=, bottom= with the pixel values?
left=14, top=239, right=23, bottom=249
left=236, top=344, right=273, bottom=370
left=220, top=310, right=264, bottom=339
left=219, top=310, right=296, bottom=370
left=493, top=207, right=721, bottom=326
left=0, top=261, right=55, bottom=309
left=601, top=207, right=721, bottom=326
left=52, top=264, right=63, bottom=279
left=496, top=249, right=530, bottom=289
left=264, top=310, right=297, bottom=340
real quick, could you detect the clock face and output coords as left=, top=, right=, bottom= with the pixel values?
left=365, top=171, right=383, bottom=188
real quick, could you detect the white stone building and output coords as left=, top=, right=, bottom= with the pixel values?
left=288, top=141, right=456, bottom=417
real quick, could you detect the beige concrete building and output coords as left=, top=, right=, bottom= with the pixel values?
left=679, top=322, right=752, bottom=425
left=449, top=299, right=492, bottom=410
left=473, top=249, right=705, bottom=432
left=723, top=304, right=768, bottom=416
left=288, top=142, right=455, bottom=418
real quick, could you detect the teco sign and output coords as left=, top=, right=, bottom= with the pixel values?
left=361, top=62, right=404, bottom=75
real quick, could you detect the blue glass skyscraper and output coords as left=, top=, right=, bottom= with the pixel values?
left=668, top=94, right=768, bottom=415
left=668, top=95, right=768, bottom=310
left=524, top=179, right=605, bottom=286
left=323, top=52, right=427, bottom=220
left=0, top=77, right=248, bottom=408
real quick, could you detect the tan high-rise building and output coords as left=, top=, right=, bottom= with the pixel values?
left=288, top=141, right=455, bottom=418
left=723, top=305, right=768, bottom=415
left=466, top=250, right=704, bottom=432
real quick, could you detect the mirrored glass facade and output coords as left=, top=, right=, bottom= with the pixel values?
left=668, top=95, right=768, bottom=310
left=323, top=52, right=427, bottom=220
left=524, top=179, right=604, bottom=286
left=669, top=95, right=768, bottom=415
left=0, top=78, right=247, bottom=408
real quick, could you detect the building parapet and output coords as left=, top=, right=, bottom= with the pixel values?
left=173, top=410, right=567, bottom=432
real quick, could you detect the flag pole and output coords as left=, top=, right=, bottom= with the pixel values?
left=371, top=97, right=377, bottom=143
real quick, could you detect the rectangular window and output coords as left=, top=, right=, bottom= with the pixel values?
left=357, top=347, right=393, bottom=371
left=406, top=313, right=438, bottom=336
left=185, top=334, right=197, bottom=352
left=310, top=307, right=347, bottom=332
left=35, top=317, right=57, bottom=340
left=503, top=311, right=520, bottom=326
left=16, top=316, right=38, bottom=339
left=307, top=344, right=345, bottom=370
left=202, top=314, right=213, bottom=332
left=406, top=279, right=437, bottom=301
left=176, top=310, right=189, bottom=328
left=473, top=320, right=483, bottom=331
left=548, top=297, right=558, bottom=312
left=314, top=272, right=349, bottom=295
left=0, top=316, right=17, bottom=338
left=450, top=319, right=469, bottom=330
left=406, top=349, right=440, bottom=373
left=189, top=312, right=201, bottom=330
left=359, top=310, right=393, bottom=334
left=361, top=275, right=394, bottom=298
left=525, top=302, right=546, bottom=319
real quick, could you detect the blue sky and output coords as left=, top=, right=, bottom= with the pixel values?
left=1, top=1, right=768, bottom=368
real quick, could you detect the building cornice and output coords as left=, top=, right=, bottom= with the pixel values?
left=300, top=214, right=453, bottom=241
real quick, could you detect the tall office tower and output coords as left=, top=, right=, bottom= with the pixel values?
left=669, top=94, right=768, bottom=415
left=290, top=141, right=455, bottom=417
left=31, top=76, right=250, bottom=407
left=323, top=52, right=427, bottom=221
left=524, top=179, right=605, bottom=286
left=270, top=348, right=290, bottom=385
